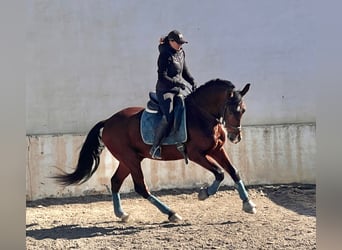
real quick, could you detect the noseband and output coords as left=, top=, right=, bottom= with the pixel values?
left=226, top=122, right=242, bottom=133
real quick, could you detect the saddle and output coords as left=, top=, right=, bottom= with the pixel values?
left=140, top=92, right=188, bottom=163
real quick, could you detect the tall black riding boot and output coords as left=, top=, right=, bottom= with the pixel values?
left=150, top=116, right=169, bottom=159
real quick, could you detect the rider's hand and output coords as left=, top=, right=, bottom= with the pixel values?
left=176, top=82, right=186, bottom=90
left=192, top=83, right=197, bottom=92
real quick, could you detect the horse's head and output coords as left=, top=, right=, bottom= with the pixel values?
left=224, top=83, right=250, bottom=144
left=187, top=79, right=250, bottom=144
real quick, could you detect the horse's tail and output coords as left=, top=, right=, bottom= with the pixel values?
left=53, top=120, right=106, bottom=186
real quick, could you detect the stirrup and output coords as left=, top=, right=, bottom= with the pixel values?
left=150, top=146, right=162, bottom=160
left=176, top=143, right=189, bottom=164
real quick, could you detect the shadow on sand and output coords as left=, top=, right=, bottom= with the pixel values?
left=256, top=184, right=316, bottom=217
left=26, top=221, right=192, bottom=240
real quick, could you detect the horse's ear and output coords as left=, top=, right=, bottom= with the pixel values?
left=240, top=83, right=251, bottom=97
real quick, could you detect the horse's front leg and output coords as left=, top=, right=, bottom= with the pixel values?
left=209, top=147, right=256, bottom=214
left=189, top=154, right=225, bottom=200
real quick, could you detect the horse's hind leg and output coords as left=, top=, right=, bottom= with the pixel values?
left=111, top=163, right=130, bottom=222
left=129, top=164, right=182, bottom=222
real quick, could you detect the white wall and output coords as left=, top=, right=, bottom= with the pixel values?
left=26, top=1, right=318, bottom=135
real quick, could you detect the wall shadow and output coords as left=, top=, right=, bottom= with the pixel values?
left=26, top=188, right=199, bottom=208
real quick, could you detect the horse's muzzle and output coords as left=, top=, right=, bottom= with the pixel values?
left=228, top=132, right=241, bottom=144
left=226, top=124, right=242, bottom=144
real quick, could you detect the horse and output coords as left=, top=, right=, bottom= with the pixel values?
left=54, top=78, right=255, bottom=222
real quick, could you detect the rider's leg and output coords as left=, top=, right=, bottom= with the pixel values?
left=150, top=92, right=174, bottom=159
left=150, top=115, right=169, bottom=159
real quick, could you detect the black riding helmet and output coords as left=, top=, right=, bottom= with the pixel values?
left=167, top=30, right=188, bottom=44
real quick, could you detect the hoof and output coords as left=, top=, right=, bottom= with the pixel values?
left=120, top=212, right=130, bottom=222
left=243, top=200, right=257, bottom=214
left=168, top=213, right=182, bottom=222
left=198, top=187, right=209, bottom=201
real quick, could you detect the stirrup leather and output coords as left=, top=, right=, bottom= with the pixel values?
left=150, top=146, right=162, bottom=159
left=176, top=143, right=189, bottom=164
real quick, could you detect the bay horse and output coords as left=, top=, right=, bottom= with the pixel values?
left=54, top=78, right=255, bottom=222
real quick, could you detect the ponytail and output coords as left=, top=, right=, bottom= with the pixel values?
left=159, top=36, right=168, bottom=44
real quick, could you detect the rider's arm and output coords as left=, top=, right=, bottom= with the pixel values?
left=157, top=52, right=179, bottom=88
left=182, top=59, right=195, bottom=86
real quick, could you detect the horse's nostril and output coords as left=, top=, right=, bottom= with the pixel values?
left=228, top=133, right=242, bottom=144
left=228, top=133, right=236, bottom=141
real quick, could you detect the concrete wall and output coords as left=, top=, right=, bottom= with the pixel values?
left=26, top=123, right=315, bottom=201
left=26, top=1, right=318, bottom=200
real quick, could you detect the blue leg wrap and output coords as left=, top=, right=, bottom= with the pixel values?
left=207, top=179, right=222, bottom=196
left=112, top=193, right=125, bottom=218
left=147, top=195, right=171, bottom=215
left=235, top=180, right=249, bottom=202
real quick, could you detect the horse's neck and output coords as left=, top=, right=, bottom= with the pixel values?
left=193, top=92, right=224, bottom=114
left=186, top=95, right=223, bottom=125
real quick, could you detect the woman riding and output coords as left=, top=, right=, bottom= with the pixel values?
left=150, top=29, right=197, bottom=159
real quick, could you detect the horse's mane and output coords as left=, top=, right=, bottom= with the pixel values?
left=188, top=78, right=235, bottom=98
left=201, top=78, right=235, bottom=90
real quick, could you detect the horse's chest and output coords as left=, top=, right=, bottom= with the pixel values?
left=213, top=125, right=226, bottom=147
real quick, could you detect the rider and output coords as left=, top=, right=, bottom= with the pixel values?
left=150, top=30, right=197, bottom=159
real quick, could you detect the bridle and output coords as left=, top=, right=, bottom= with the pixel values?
left=218, top=92, right=243, bottom=134
left=226, top=121, right=242, bottom=134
